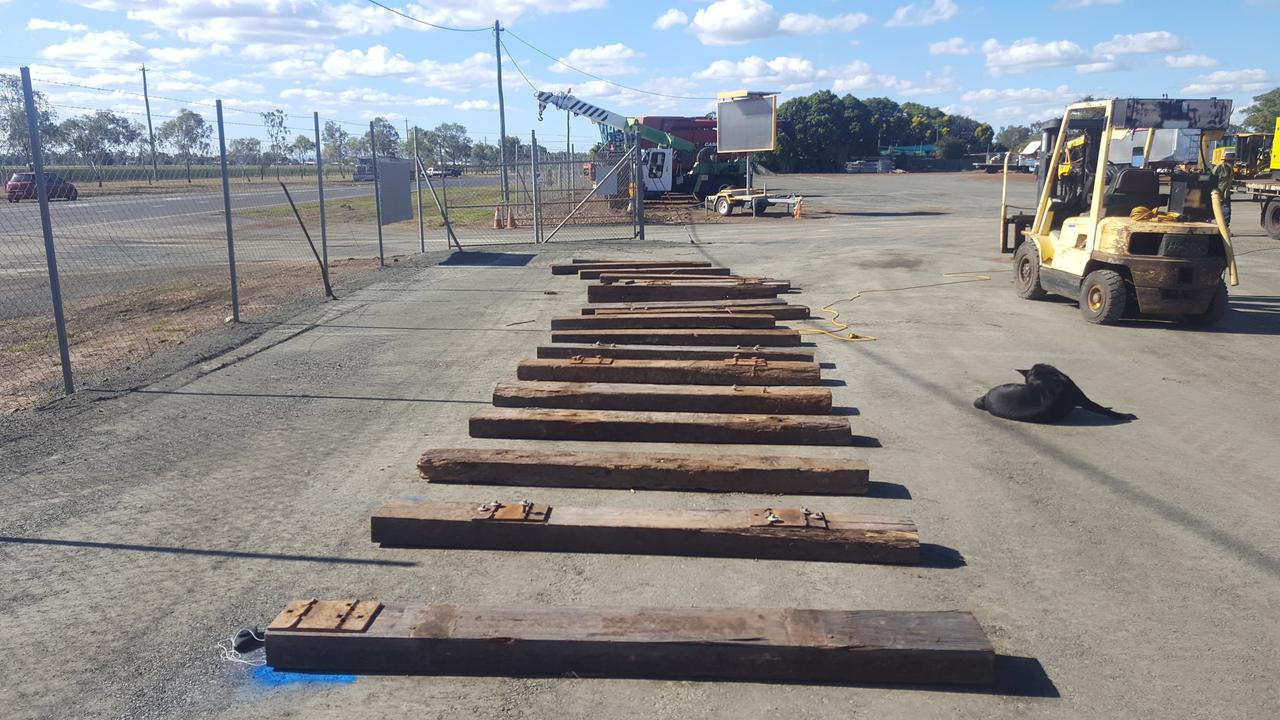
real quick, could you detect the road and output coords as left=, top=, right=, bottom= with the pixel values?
left=1, top=172, right=1277, bottom=718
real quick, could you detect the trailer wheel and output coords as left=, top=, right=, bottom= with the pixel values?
left=1263, top=199, right=1280, bottom=241
left=1013, top=241, right=1048, bottom=300
left=716, top=197, right=733, bottom=216
left=1079, top=269, right=1127, bottom=325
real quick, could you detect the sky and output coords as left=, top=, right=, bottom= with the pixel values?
left=1, top=0, right=1276, bottom=149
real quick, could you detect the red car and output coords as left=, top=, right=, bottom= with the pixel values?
left=6, top=172, right=79, bottom=202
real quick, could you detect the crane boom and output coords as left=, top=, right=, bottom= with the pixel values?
left=536, top=90, right=698, bottom=153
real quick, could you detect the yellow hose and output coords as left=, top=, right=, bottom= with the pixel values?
left=798, top=271, right=1005, bottom=343
left=1210, top=190, right=1239, bottom=287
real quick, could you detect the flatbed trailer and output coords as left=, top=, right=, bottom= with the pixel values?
left=1237, top=178, right=1280, bottom=240
left=705, top=187, right=803, bottom=217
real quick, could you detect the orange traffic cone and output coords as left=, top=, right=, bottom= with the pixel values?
left=793, top=198, right=804, bottom=219
left=507, top=206, right=518, bottom=229
left=493, top=206, right=503, bottom=229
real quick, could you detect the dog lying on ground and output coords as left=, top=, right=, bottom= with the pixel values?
left=974, top=364, right=1138, bottom=423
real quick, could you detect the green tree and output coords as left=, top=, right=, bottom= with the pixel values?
left=470, top=141, right=499, bottom=165
left=322, top=121, right=350, bottom=176
left=228, top=137, right=261, bottom=165
left=1241, top=88, right=1280, bottom=132
left=290, top=133, right=315, bottom=163
left=996, top=125, right=1033, bottom=153
left=1, top=74, right=58, bottom=165
left=775, top=90, right=850, bottom=172
left=972, top=122, right=994, bottom=153
left=434, top=122, right=471, bottom=163
left=934, top=137, right=968, bottom=159
left=260, top=108, right=288, bottom=178
left=157, top=109, right=211, bottom=183
left=368, top=116, right=400, bottom=158
left=58, top=111, right=142, bottom=186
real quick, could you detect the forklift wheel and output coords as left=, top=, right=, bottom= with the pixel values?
left=1183, top=283, right=1228, bottom=326
left=716, top=197, right=733, bottom=216
left=1013, top=241, right=1048, bottom=300
left=1079, top=269, right=1127, bottom=324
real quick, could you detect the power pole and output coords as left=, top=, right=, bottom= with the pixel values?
left=141, top=65, right=158, bottom=183
left=494, top=20, right=510, bottom=211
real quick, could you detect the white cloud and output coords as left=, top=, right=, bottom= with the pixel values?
left=266, top=58, right=319, bottom=78
left=981, top=37, right=1087, bottom=76
left=1076, top=58, right=1124, bottom=74
left=87, top=0, right=606, bottom=45
left=242, top=43, right=328, bottom=62
left=550, top=44, right=644, bottom=76
left=324, top=49, right=503, bottom=93
left=27, top=19, right=90, bottom=32
left=886, top=0, right=959, bottom=27
left=1093, top=31, right=1180, bottom=55
left=210, top=78, right=264, bottom=95
left=688, top=0, right=864, bottom=45
left=455, top=99, right=498, bottom=111
left=929, top=37, right=971, bottom=56
left=1182, top=69, right=1273, bottom=95
left=961, top=85, right=1077, bottom=104
left=1164, top=54, right=1218, bottom=69
left=279, top=87, right=451, bottom=108
left=42, top=31, right=146, bottom=64
left=777, top=12, right=869, bottom=34
left=322, top=45, right=419, bottom=78
left=689, top=0, right=779, bottom=45
left=695, top=56, right=820, bottom=90
left=652, top=8, right=687, bottom=30
left=148, top=44, right=230, bottom=65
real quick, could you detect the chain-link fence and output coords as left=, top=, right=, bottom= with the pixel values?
left=1, top=68, right=646, bottom=412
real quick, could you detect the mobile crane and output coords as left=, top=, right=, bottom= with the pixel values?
left=535, top=90, right=745, bottom=199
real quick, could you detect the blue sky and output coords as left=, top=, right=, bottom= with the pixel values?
left=2, top=0, right=1276, bottom=147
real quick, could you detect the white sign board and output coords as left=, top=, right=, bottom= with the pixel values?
left=717, top=96, right=777, bottom=153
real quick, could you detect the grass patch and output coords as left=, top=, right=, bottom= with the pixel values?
left=236, top=186, right=517, bottom=227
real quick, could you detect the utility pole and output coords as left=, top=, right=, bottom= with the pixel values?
left=494, top=20, right=510, bottom=212
left=141, top=65, right=158, bottom=183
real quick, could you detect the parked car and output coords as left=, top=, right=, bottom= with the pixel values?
left=425, top=166, right=461, bottom=178
left=6, top=172, right=79, bottom=202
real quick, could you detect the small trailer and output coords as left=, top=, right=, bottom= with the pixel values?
left=705, top=187, right=803, bottom=217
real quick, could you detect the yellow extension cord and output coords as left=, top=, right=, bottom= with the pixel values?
left=798, top=271, right=1009, bottom=342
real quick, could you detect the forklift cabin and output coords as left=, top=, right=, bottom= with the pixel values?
left=999, top=98, right=1238, bottom=325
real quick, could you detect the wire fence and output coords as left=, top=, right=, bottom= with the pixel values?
left=1, top=68, right=645, bottom=411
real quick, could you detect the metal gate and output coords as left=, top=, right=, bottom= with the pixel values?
left=426, top=131, right=642, bottom=247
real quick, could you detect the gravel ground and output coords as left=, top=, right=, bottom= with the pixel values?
left=1, top=172, right=1277, bottom=719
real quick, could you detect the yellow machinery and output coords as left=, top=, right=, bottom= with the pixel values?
left=999, top=98, right=1236, bottom=325
left=1213, top=130, right=1274, bottom=179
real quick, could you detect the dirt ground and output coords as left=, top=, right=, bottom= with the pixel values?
left=1, top=172, right=1277, bottom=719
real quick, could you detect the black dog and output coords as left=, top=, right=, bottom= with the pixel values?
left=974, top=364, right=1137, bottom=423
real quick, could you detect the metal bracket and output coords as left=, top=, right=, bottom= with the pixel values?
left=267, top=598, right=383, bottom=633
left=725, top=356, right=768, bottom=370
left=749, top=507, right=828, bottom=529
left=570, top=355, right=613, bottom=365
left=471, top=500, right=552, bottom=522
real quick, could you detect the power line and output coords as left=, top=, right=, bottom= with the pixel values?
left=502, top=28, right=715, bottom=101
left=361, top=0, right=490, bottom=32
left=499, top=38, right=538, bottom=93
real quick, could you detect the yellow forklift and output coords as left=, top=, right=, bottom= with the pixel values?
left=999, top=98, right=1238, bottom=325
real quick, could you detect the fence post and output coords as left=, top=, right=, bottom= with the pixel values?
left=313, top=112, right=329, bottom=283
left=21, top=67, right=74, bottom=395
left=412, top=126, right=425, bottom=253
left=215, top=100, right=240, bottom=322
left=531, top=130, right=541, bottom=243
left=633, top=130, right=645, bottom=240
left=370, top=121, right=385, bottom=267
